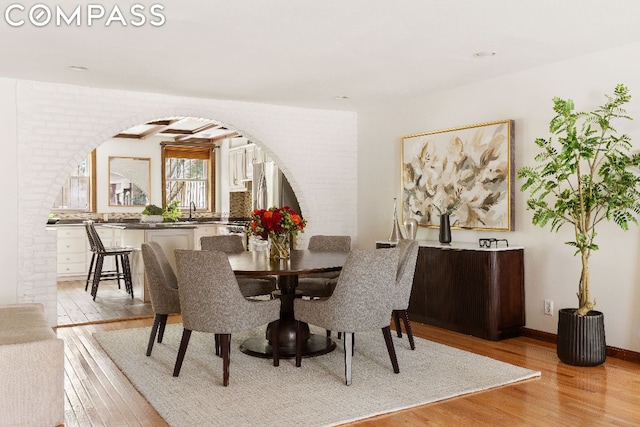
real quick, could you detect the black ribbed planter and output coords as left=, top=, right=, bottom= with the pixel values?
left=557, top=308, right=606, bottom=366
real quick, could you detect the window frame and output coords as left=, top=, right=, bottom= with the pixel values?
left=161, top=143, right=215, bottom=211
left=51, top=150, right=97, bottom=213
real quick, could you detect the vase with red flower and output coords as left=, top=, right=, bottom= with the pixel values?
left=248, top=206, right=307, bottom=260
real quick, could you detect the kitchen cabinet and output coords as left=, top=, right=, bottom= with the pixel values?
left=56, top=225, right=87, bottom=278
left=408, top=242, right=525, bottom=341
left=122, top=227, right=195, bottom=302
left=56, top=224, right=124, bottom=280
left=229, top=149, right=248, bottom=192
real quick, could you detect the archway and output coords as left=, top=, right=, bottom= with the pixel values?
left=16, top=81, right=357, bottom=326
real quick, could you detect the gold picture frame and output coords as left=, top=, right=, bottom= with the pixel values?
left=401, top=119, right=515, bottom=231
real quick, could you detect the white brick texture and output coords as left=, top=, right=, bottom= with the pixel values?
left=17, top=81, right=357, bottom=325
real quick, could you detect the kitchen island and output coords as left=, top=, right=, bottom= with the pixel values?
left=54, top=220, right=248, bottom=302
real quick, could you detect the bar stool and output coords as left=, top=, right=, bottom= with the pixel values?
left=83, top=221, right=134, bottom=300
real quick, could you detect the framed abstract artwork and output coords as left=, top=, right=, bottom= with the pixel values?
left=401, top=119, right=515, bottom=231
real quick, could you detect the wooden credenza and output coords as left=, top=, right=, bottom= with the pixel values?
left=407, top=242, right=524, bottom=341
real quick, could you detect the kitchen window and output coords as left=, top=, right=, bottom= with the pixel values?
left=52, top=151, right=96, bottom=212
left=162, top=145, right=214, bottom=210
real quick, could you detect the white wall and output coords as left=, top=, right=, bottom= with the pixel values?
left=358, top=41, right=640, bottom=352
left=0, top=78, right=18, bottom=304
left=8, top=81, right=357, bottom=325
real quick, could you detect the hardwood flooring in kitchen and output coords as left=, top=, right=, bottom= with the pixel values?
left=57, top=279, right=154, bottom=326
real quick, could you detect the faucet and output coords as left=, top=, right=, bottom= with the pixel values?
left=189, top=201, right=196, bottom=221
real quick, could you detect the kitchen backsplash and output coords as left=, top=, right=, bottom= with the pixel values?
left=230, top=190, right=252, bottom=218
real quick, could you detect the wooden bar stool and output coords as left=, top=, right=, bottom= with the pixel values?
left=83, top=221, right=134, bottom=300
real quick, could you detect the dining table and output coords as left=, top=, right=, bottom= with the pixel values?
left=226, top=249, right=349, bottom=359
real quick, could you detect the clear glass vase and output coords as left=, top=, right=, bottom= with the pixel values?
left=269, top=232, right=291, bottom=260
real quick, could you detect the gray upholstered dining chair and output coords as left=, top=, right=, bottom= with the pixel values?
left=391, top=239, right=420, bottom=350
left=200, top=235, right=277, bottom=298
left=141, top=242, right=181, bottom=356
left=294, top=248, right=400, bottom=385
left=173, top=249, right=281, bottom=386
left=297, top=235, right=351, bottom=298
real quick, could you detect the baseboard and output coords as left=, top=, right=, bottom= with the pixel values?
left=522, top=328, right=640, bottom=363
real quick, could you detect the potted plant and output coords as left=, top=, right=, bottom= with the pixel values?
left=517, top=84, right=640, bottom=366
left=141, top=204, right=164, bottom=223
left=162, top=200, right=182, bottom=222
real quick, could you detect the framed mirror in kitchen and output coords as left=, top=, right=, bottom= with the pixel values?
left=108, top=156, right=151, bottom=206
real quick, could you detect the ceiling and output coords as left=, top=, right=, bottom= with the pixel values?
left=2, top=1, right=640, bottom=112
left=115, top=117, right=238, bottom=145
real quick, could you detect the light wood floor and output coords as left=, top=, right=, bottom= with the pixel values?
left=57, top=279, right=154, bottom=326
left=56, top=318, right=640, bottom=426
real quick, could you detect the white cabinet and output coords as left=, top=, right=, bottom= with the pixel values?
left=144, top=229, right=195, bottom=272
left=57, top=225, right=88, bottom=278
left=229, top=143, right=262, bottom=192
left=56, top=224, right=126, bottom=280
left=229, top=149, right=247, bottom=192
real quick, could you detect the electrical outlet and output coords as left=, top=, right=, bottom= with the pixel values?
left=544, top=300, right=553, bottom=316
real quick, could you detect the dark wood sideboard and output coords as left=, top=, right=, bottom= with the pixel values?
left=378, top=241, right=525, bottom=341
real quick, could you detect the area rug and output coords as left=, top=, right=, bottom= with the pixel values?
left=94, top=324, right=540, bottom=427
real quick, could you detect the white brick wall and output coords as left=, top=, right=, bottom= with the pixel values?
left=16, top=81, right=357, bottom=325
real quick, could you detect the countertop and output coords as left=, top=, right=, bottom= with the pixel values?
left=376, top=240, right=523, bottom=251
left=47, top=219, right=248, bottom=230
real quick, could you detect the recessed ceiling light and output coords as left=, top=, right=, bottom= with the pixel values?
left=334, top=95, right=349, bottom=100
left=68, top=65, right=88, bottom=72
left=473, top=51, right=496, bottom=58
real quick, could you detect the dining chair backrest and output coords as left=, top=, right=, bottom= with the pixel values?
left=142, top=242, right=180, bottom=313
left=83, top=220, right=101, bottom=253
left=393, top=239, right=420, bottom=310
left=200, top=235, right=245, bottom=253
left=175, top=249, right=268, bottom=333
left=324, top=248, right=399, bottom=331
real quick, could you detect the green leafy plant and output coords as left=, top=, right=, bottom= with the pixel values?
left=163, top=200, right=182, bottom=222
left=141, top=204, right=163, bottom=216
left=517, top=84, right=640, bottom=316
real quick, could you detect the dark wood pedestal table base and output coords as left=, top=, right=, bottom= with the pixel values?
left=227, top=250, right=348, bottom=359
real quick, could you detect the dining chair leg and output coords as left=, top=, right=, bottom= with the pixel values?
left=382, top=326, right=400, bottom=374
left=85, top=253, right=96, bottom=291
left=295, top=321, right=302, bottom=367
left=91, top=255, right=105, bottom=300
left=122, top=254, right=134, bottom=298
left=344, top=332, right=353, bottom=385
left=393, top=310, right=403, bottom=338
left=214, top=334, right=220, bottom=356
left=220, top=334, right=231, bottom=386
left=146, top=314, right=162, bottom=356
left=173, top=329, right=192, bottom=377
left=157, top=314, right=168, bottom=343
left=399, top=309, right=415, bottom=350
left=115, top=254, right=122, bottom=289
left=271, top=320, right=280, bottom=367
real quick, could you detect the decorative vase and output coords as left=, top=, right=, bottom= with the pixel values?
left=389, top=198, right=405, bottom=242
left=403, top=218, right=418, bottom=240
left=269, top=232, right=291, bottom=260
left=439, top=214, right=451, bottom=244
left=557, top=308, right=606, bottom=366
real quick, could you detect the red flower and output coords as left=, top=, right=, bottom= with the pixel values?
left=248, top=206, right=307, bottom=239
